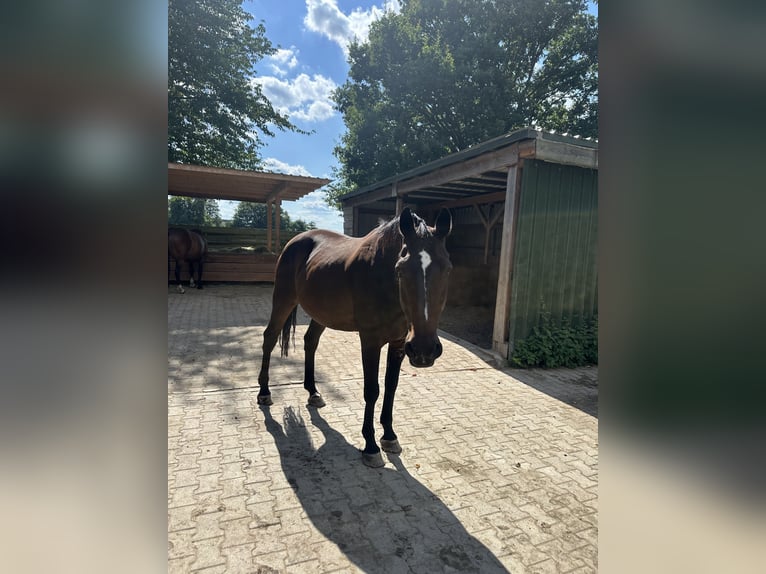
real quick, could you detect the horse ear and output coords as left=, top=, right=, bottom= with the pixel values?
left=398, top=207, right=415, bottom=239
left=434, top=208, right=452, bottom=238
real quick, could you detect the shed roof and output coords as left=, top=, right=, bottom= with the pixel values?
left=340, top=127, right=598, bottom=208
left=168, top=163, right=331, bottom=203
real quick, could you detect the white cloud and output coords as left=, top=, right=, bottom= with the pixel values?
left=287, top=190, right=344, bottom=232
left=252, top=73, right=337, bottom=123
left=304, top=0, right=401, bottom=55
left=266, top=46, right=299, bottom=76
left=261, top=157, right=313, bottom=177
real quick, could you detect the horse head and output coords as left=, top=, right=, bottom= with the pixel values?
left=395, top=207, right=452, bottom=368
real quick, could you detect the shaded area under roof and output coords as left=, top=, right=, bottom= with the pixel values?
left=168, top=162, right=331, bottom=203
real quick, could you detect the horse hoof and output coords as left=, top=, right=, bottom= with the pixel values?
left=380, top=438, right=402, bottom=454
left=257, top=394, right=273, bottom=406
left=362, top=451, right=385, bottom=468
left=307, top=394, right=325, bottom=408
left=177, top=286, right=185, bottom=294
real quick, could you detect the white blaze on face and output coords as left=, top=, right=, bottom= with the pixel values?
left=419, top=249, right=432, bottom=321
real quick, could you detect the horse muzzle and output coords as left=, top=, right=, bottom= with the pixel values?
left=404, top=338, right=443, bottom=368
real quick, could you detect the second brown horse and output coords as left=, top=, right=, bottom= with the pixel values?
left=168, top=228, right=207, bottom=293
left=257, top=208, right=452, bottom=467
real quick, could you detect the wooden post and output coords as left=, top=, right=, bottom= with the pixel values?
left=492, top=164, right=522, bottom=358
left=275, top=198, right=281, bottom=252
left=473, top=203, right=505, bottom=265
left=393, top=182, right=403, bottom=215
left=266, top=200, right=272, bottom=251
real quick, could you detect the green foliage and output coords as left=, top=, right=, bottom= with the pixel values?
left=168, top=196, right=222, bottom=226
left=168, top=0, right=301, bottom=169
left=328, top=0, right=598, bottom=207
left=230, top=202, right=315, bottom=232
left=511, top=311, right=598, bottom=368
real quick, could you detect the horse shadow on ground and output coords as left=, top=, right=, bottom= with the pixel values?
left=261, top=405, right=509, bottom=573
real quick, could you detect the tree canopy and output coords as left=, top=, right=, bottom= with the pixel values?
left=168, top=196, right=222, bottom=226
left=231, top=202, right=316, bottom=233
left=328, top=0, right=598, bottom=206
left=168, top=0, right=301, bottom=169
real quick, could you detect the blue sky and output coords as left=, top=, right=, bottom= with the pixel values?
left=216, top=0, right=404, bottom=231
left=223, top=0, right=596, bottom=231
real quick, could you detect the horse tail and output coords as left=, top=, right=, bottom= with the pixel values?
left=278, top=306, right=298, bottom=358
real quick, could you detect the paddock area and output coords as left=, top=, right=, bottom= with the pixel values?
left=168, top=284, right=598, bottom=573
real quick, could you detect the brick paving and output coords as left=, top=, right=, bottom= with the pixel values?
left=169, top=284, right=598, bottom=573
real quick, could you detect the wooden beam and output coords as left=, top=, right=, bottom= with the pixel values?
left=473, top=204, right=488, bottom=227
left=275, top=198, right=281, bottom=251
left=266, top=200, right=272, bottom=251
left=531, top=139, right=598, bottom=169
left=266, top=181, right=289, bottom=203
left=343, top=185, right=395, bottom=207
left=492, top=165, right=522, bottom=357
left=396, top=143, right=521, bottom=195
left=432, top=191, right=506, bottom=210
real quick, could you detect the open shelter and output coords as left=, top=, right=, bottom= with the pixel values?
left=339, top=127, right=598, bottom=359
left=168, top=162, right=330, bottom=281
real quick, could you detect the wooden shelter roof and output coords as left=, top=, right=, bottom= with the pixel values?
left=168, top=163, right=331, bottom=203
left=339, top=127, right=597, bottom=209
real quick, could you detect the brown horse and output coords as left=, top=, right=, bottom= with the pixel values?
left=258, top=207, right=452, bottom=467
left=168, top=228, right=207, bottom=293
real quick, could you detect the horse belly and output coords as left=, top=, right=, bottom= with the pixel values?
left=296, top=268, right=357, bottom=331
left=300, top=298, right=357, bottom=331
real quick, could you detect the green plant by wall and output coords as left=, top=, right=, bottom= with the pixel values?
left=511, top=311, right=598, bottom=368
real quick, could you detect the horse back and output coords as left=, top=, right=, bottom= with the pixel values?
left=276, top=228, right=404, bottom=335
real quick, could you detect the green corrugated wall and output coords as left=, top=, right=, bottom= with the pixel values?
left=508, top=160, right=598, bottom=356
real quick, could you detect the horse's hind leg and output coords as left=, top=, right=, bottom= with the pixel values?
left=174, top=259, right=184, bottom=294
left=303, top=320, right=326, bottom=407
left=188, top=261, right=196, bottom=288
left=257, top=301, right=297, bottom=406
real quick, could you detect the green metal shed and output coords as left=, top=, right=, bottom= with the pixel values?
left=339, top=127, right=598, bottom=360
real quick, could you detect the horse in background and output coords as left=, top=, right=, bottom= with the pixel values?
left=257, top=207, right=452, bottom=467
left=168, top=228, right=208, bottom=293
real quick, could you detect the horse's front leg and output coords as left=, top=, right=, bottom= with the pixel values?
left=360, top=340, right=384, bottom=467
left=380, top=340, right=405, bottom=454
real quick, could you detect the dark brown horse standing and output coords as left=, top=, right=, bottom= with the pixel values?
left=258, top=207, right=452, bottom=467
left=168, top=228, right=208, bottom=293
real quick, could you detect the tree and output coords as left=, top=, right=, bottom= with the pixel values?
left=231, top=202, right=315, bottom=232
left=168, top=197, right=222, bottom=226
left=168, top=0, right=301, bottom=169
left=328, top=0, right=598, bottom=207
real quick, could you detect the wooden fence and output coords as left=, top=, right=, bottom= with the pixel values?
left=168, top=225, right=295, bottom=282
left=168, top=252, right=279, bottom=283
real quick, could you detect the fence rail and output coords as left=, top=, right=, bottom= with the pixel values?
left=168, top=252, right=278, bottom=283
left=169, top=225, right=302, bottom=253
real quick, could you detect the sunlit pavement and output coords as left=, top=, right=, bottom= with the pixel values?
left=169, top=284, right=597, bottom=573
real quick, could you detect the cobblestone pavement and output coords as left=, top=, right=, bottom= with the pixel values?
left=168, top=285, right=598, bottom=573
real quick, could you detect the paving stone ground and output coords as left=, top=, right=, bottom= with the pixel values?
left=168, top=284, right=598, bottom=573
